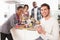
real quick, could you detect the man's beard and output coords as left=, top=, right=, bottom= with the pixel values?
left=34, top=6, right=37, bottom=8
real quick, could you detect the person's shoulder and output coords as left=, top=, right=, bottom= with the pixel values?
left=38, top=7, right=40, bottom=10
left=50, top=17, right=58, bottom=22
left=31, top=8, right=34, bottom=11
left=12, top=13, right=16, bottom=16
left=9, top=13, right=16, bottom=19
left=36, top=7, right=40, bottom=10
left=12, top=13, right=16, bottom=17
left=51, top=17, right=57, bottom=20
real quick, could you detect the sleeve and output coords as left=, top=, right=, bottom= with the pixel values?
left=37, top=8, right=42, bottom=20
left=31, top=9, right=34, bottom=17
left=44, top=20, right=59, bottom=40
left=9, top=14, right=16, bottom=28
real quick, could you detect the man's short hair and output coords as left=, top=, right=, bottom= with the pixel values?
left=33, top=1, right=36, bottom=3
left=17, top=6, right=23, bottom=10
left=40, top=3, right=50, bottom=9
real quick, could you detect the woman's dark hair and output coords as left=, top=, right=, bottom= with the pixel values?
left=24, top=4, right=29, bottom=10
left=40, top=3, right=50, bottom=9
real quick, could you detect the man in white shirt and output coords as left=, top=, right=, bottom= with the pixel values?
left=31, top=2, right=41, bottom=21
left=36, top=3, right=59, bottom=40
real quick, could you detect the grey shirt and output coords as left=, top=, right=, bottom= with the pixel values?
left=1, top=14, right=17, bottom=34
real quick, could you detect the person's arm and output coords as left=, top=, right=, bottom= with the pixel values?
left=37, top=8, right=42, bottom=20
left=9, top=14, right=16, bottom=27
left=43, top=20, right=59, bottom=40
left=37, top=20, right=59, bottom=40
left=31, top=9, right=34, bottom=18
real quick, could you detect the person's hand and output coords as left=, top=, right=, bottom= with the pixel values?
left=15, top=24, right=20, bottom=29
left=36, top=26, right=42, bottom=34
left=36, top=25, right=46, bottom=35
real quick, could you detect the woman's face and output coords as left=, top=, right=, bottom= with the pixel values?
left=24, top=6, right=28, bottom=11
left=41, top=6, right=50, bottom=17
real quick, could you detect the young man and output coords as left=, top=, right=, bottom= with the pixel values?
left=36, top=3, right=59, bottom=40
left=31, top=2, right=41, bottom=21
left=1, top=6, right=23, bottom=40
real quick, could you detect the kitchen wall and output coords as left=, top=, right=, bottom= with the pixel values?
left=0, top=0, right=59, bottom=26
left=17, top=0, right=59, bottom=19
left=0, top=0, right=16, bottom=32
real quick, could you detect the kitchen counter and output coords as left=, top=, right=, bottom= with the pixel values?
left=10, top=28, right=40, bottom=40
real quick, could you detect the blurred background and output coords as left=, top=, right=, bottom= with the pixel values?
left=0, top=0, right=60, bottom=40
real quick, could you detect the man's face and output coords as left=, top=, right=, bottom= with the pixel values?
left=17, top=8, right=23, bottom=15
left=33, top=2, right=37, bottom=8
left=18, top=8, right=23, bottom=13
left=40, top=6, right=50, bottom=17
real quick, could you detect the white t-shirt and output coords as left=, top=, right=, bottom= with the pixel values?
left=40, top=17, right=59, bottom=40
left=34, top=8, right=38, bottom=21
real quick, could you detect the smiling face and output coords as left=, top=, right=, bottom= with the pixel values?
left=17, top=8, right=23, bottom=15
left=16, top=6, right=24, bottom=16
left=41, top=6, right=50, bottom=18
left=24, top=6, right=27, bottom=11
left=24, top=5, right=29, bottom=12
left=33, top=2, right=37, bottom=8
